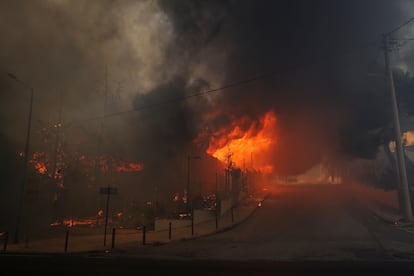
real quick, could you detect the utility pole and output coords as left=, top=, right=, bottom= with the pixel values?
left=186, top=154, right=200, bottom=236
left=95, top=66, right=109, bottom=189
left=103, top=158, right=113, bottom=247
left=383, top=34, right=413, bottom=222
left=215, top=172, right=219, bottom=229
left=225, top=147, right=232, bottom=197
left=51, top=91, right=63, bottom=183
left=186, top=155, right=191, bottom=214
left=16, top=88, right=33, bottom=245
left=186, top=155, right=201, bottom=215
left=100, top=65, right=111, bottom=246
left=50, top=91, right=63, bottom=223
left=6, top=72, right=34, bottom=245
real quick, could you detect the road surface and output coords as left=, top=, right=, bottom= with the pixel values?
left=118, top=183, right=414, bottom=261
left=3, top=183, right=414, bottom=274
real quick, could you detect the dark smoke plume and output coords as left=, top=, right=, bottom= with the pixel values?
left=155, top=0, right=412, bottom=176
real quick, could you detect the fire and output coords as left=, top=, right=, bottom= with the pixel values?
left=34, top=162, right=47, bottom=174
left=78, top=156, right=144, bottom=174
left=29, top=151, right=48, bottom=175
left=24, top=150, right=144, bottom=181
left=205, top=110, right=277, bottom=173
left=114, top=161, right=144, bottom=172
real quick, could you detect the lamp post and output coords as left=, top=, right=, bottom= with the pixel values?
left=5, top=72, right=34, bottom=244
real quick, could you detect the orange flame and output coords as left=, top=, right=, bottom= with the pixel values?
left=78, top=156, right=144, bottom=174
left=29, top=151, right=48, bottom=175
left=205, top=110, right=277, bottom=174
left=34, top=162, right=47, bottom=174
left=114, top=161, right=144, bottom=172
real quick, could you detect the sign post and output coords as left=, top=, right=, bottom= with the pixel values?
left=100, top=186, right=118, bottom=247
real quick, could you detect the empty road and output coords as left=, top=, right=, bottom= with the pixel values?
left=3, top=183, right=414, bottom=274
left=122, top=184, right=414, bottom=261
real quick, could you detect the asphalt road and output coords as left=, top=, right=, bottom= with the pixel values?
left=114, top=184, right=414, bottom=260
left=3, top=183, right=414, bottom=275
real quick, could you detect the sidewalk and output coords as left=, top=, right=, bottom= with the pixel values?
left=1, top=195, right=265, bottom=254
left=345, top=184, right=410, bottom=225
left=366, top=198, right=405, bottom=225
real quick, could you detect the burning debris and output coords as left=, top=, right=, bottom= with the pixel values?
left=30, top=152, right=48, bottom=175
left=27, top=151, right=144, bottom=179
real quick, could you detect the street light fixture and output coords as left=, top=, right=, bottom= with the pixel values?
left=6, top=72, right=34, bottom=244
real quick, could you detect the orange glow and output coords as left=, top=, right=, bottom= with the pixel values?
left=404, top=131, right=414, bottom=146
left=24, top=150, right=144, bottom=178
left=205, top=110, right=277, bottom=173
left=114, top=161, right=144, bottom=172
left=34, top=162, right=47, bottom=174
left=80, top=157, right=144, bottom=173
left=173, top=193, right=180, bottom=202
left=63, top=218, right=96, bottom=227
left=29, top=151, right=48, bottom=175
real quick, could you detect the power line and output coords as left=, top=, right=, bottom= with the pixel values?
left=386, top=15, right=414, bottom=36
left=392, top=38, right=414, bottom=41
left=65, top=16, right=414, bottom=127
left=66, top=43, right=380, bottom=126
left=65, top=73, right=269, bottom=126
left=106, top=74, right=268, bottom=118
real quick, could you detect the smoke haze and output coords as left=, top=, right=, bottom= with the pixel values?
left=2, top=0, right=414, bottom=230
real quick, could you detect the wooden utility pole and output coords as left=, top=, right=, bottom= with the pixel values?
left=51, top=91, right=63, bottom=222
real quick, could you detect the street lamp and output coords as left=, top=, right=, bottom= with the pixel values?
left=6, top=72, right=34, bottom=244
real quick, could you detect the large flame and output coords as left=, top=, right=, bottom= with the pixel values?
left=205, top=110, right=277, bottom=173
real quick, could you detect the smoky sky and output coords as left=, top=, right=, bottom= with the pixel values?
left=152, top=0, right=414, bottom=175
left=1, top=0, right=414, bottom=179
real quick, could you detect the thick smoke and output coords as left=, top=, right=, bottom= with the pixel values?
left=0, top=0, right=412, bottom=178
left=1, top=0, right=414, bottom=231
left=155, top=0, right=412, bottom=176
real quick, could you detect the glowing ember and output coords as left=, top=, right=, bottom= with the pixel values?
left=34, top=162, right=47, bottom=174
left=114, top=162, right=144, bottom=172
left=205, top=110, right=277, bottom=173
left=29, top=151, right=48, bottom=174
left=80, top=157, right=144, bottom=173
